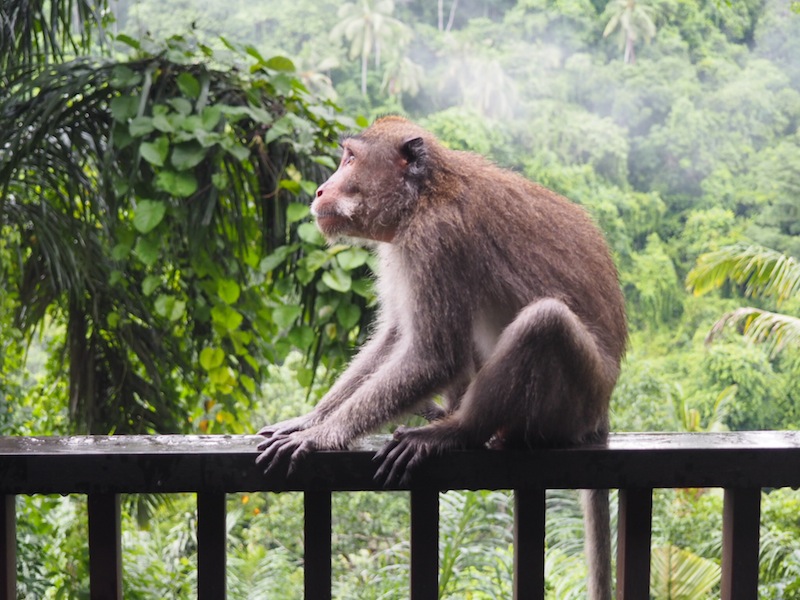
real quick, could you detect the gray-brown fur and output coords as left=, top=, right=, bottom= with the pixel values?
left=256, top=116, right=627, bottom=600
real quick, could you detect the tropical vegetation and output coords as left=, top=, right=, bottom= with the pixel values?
left=2, top=0, right=800, bottom=597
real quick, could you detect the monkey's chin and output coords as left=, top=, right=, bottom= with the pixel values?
left=315, top=215, right=352, bottom=238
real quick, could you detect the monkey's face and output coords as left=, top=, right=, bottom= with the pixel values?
left=312, top=121, right=429, bottom=243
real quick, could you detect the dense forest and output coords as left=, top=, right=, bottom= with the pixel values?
left=1, top=0, right=800, bottom=597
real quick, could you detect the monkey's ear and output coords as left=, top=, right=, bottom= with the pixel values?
left=400, top=136, right=429, bottom=182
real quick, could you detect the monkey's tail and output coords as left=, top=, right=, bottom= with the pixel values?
left=581, top=488, right=612, bottom=600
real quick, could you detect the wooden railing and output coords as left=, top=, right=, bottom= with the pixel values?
left=2, top=431, right=800, bottom=599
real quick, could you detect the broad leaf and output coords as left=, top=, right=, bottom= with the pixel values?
left=133, top=200, right=167, bottom=234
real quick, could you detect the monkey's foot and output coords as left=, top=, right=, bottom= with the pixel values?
left=255, top=430, right=318, bottom=479
left=374, top=425, right=459, bottom=487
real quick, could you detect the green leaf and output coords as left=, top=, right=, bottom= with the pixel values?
left=201, top=106, right=222, bottom=130
left=211, top=305, right=244, bottom=332
left=152, top=112, right=174, bottom=133
left=336, top=303, right=361, bottom=330
left=168, top=97, right=193, bottom=116
left=177, top=72, right=201, bottom=99
left=337, top=247, right=369, bottom=271
left=226, top=143, right=250, bottom=162
left=296, top=367, right=314, bottom=388
left=240, top=374, right=256, bottom=394
left=155, top=170, right=198, bottom=197
left=155, top=294, right=186, bottom=321
left=142, top=275, right=160, bottom=296
left=351, top=278, right=374, bottom=298
left=134, top=236, right=160, bottom=266
left=298, top=222, right=324, bottom=245
left=129, top=116, right=154, bottom=137
left=287, top=325, right=314, bottom=350
left=311, top=155, right=337, bottom=170
left=171, top=141, right=206, bottom=171
left=273, top=305, right=302, bottom=329
left=133, top=200, right=167, bottom=234
left=265, top=56, right=296, bottom=72
left=110, top=95, right=139, bottom=122
left=140, top=136, right=169, bottom=166
left=322, top=269, right=352, bottom=293
left=287, top=202, right=310, bottom=223
left=259, top=247, right=292, bottom=273
left=302, top=249, right=329, bottom=272
left=111, top=242, right=132, bottom=261
left=217, top=279, right=241, bottom=304
left=200, top=347, right=226, bottom=371
left=110, top=65, right=141, bottom=88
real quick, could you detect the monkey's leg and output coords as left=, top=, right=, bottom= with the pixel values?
left=376, top=298, right=616, bottom=483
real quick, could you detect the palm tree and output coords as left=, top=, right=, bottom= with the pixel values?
left=602, top=0, right=657, bottom=65
left=686, top=244, right=800, bottom=356
left=330, top=0, right=411, bottom=96
left=0, top=0, right=108, bottom=83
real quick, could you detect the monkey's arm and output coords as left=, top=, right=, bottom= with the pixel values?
left=255, top=339, right=463, bottom=477
left=257, top=325, right=399, bottom=437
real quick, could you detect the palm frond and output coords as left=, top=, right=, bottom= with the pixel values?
left=687, top=243, right=800, bottom=305
left=650, top=545, right=720, bottom=600
left=707, top=307, right=800, bottom=357
left=0, top=0, right=109, bottom=83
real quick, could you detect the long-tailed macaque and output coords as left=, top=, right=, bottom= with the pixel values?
left=256, top=116, right=627, bottom=600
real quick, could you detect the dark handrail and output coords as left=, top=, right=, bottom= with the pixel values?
left=2, top=431, right=799, bottom=599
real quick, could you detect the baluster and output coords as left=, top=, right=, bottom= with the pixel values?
left=514, top=488, right=545, bottom=600
left=410, top=489, right=439, bottom=600
left=197, top=492, right=227, bottom=599
left=304, top=491, right=332, bottom=600
left=616, top=488, right=653, bottom=599
left=88, top=493, right=122, bottom=600
left=721, top=487, right=761, bottom=600
left=2, top=495, right=15, bottom=600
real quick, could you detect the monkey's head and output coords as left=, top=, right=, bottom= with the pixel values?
left=311, top=116, right=436, bottom=243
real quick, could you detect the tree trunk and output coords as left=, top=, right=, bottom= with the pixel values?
left=361, top=51, right=368, bottom=96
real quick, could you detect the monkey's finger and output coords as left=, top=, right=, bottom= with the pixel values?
left=261, top=440, right=300, bottom=478
left=382, top=446, right=417, bottom=487
left=286, top=441, right=314, bottom=478
left=256, top=436, right=293, bottom=469
left=256, top=433, right=289, bottom=454
left=373, top=439, right=400, bottom=464
left=257, top=424, right=278, bottom=437
left=375, top=442, right=415, bottom=486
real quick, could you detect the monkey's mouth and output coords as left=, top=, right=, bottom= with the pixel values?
left=314, top=211, right=350, bottom=232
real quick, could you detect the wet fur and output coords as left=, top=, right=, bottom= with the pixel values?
left=257, top=116, right=627, bottom=600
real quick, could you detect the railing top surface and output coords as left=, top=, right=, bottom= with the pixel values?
left=1, top=431, right=799, bottom=494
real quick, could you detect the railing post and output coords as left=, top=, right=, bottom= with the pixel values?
left=304, top=491, right=332, bottom=600
left=88, top=493, right=122, bottom=600
left=2, top=496, right=15, bottom=600
left=513, top=488, right=545, bottom=600
left=410, top=489, right=439, bottom=600
left=197, top=492, right=227, bottom=600
left=721, top=487, right=761, bottom=600
left=616, top=488, right=653, bottom=599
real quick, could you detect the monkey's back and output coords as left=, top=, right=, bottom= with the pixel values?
left=406, top=146, right=627, bottom=366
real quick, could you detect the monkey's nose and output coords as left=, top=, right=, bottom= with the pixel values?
left=316, top=186, right=324, bottom=197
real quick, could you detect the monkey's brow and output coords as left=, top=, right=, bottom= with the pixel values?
left=337, top=132, right=362, bottom=147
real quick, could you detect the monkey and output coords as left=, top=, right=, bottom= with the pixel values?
left=256, top=116, right=627, bottom=600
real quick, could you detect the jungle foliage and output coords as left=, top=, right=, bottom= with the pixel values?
left=2, top=0, right=800, bottom=597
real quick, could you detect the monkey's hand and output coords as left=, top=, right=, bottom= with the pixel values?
left=373, top=426, right=439, bottom=488
left=257, top=414, right=316, bottom=439
left=255, top=429, right=318, bottom=479
left=256, top=426, right=344, bottom=479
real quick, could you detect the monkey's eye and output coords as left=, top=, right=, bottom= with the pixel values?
left=343, top=152, right=356, bottom=166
